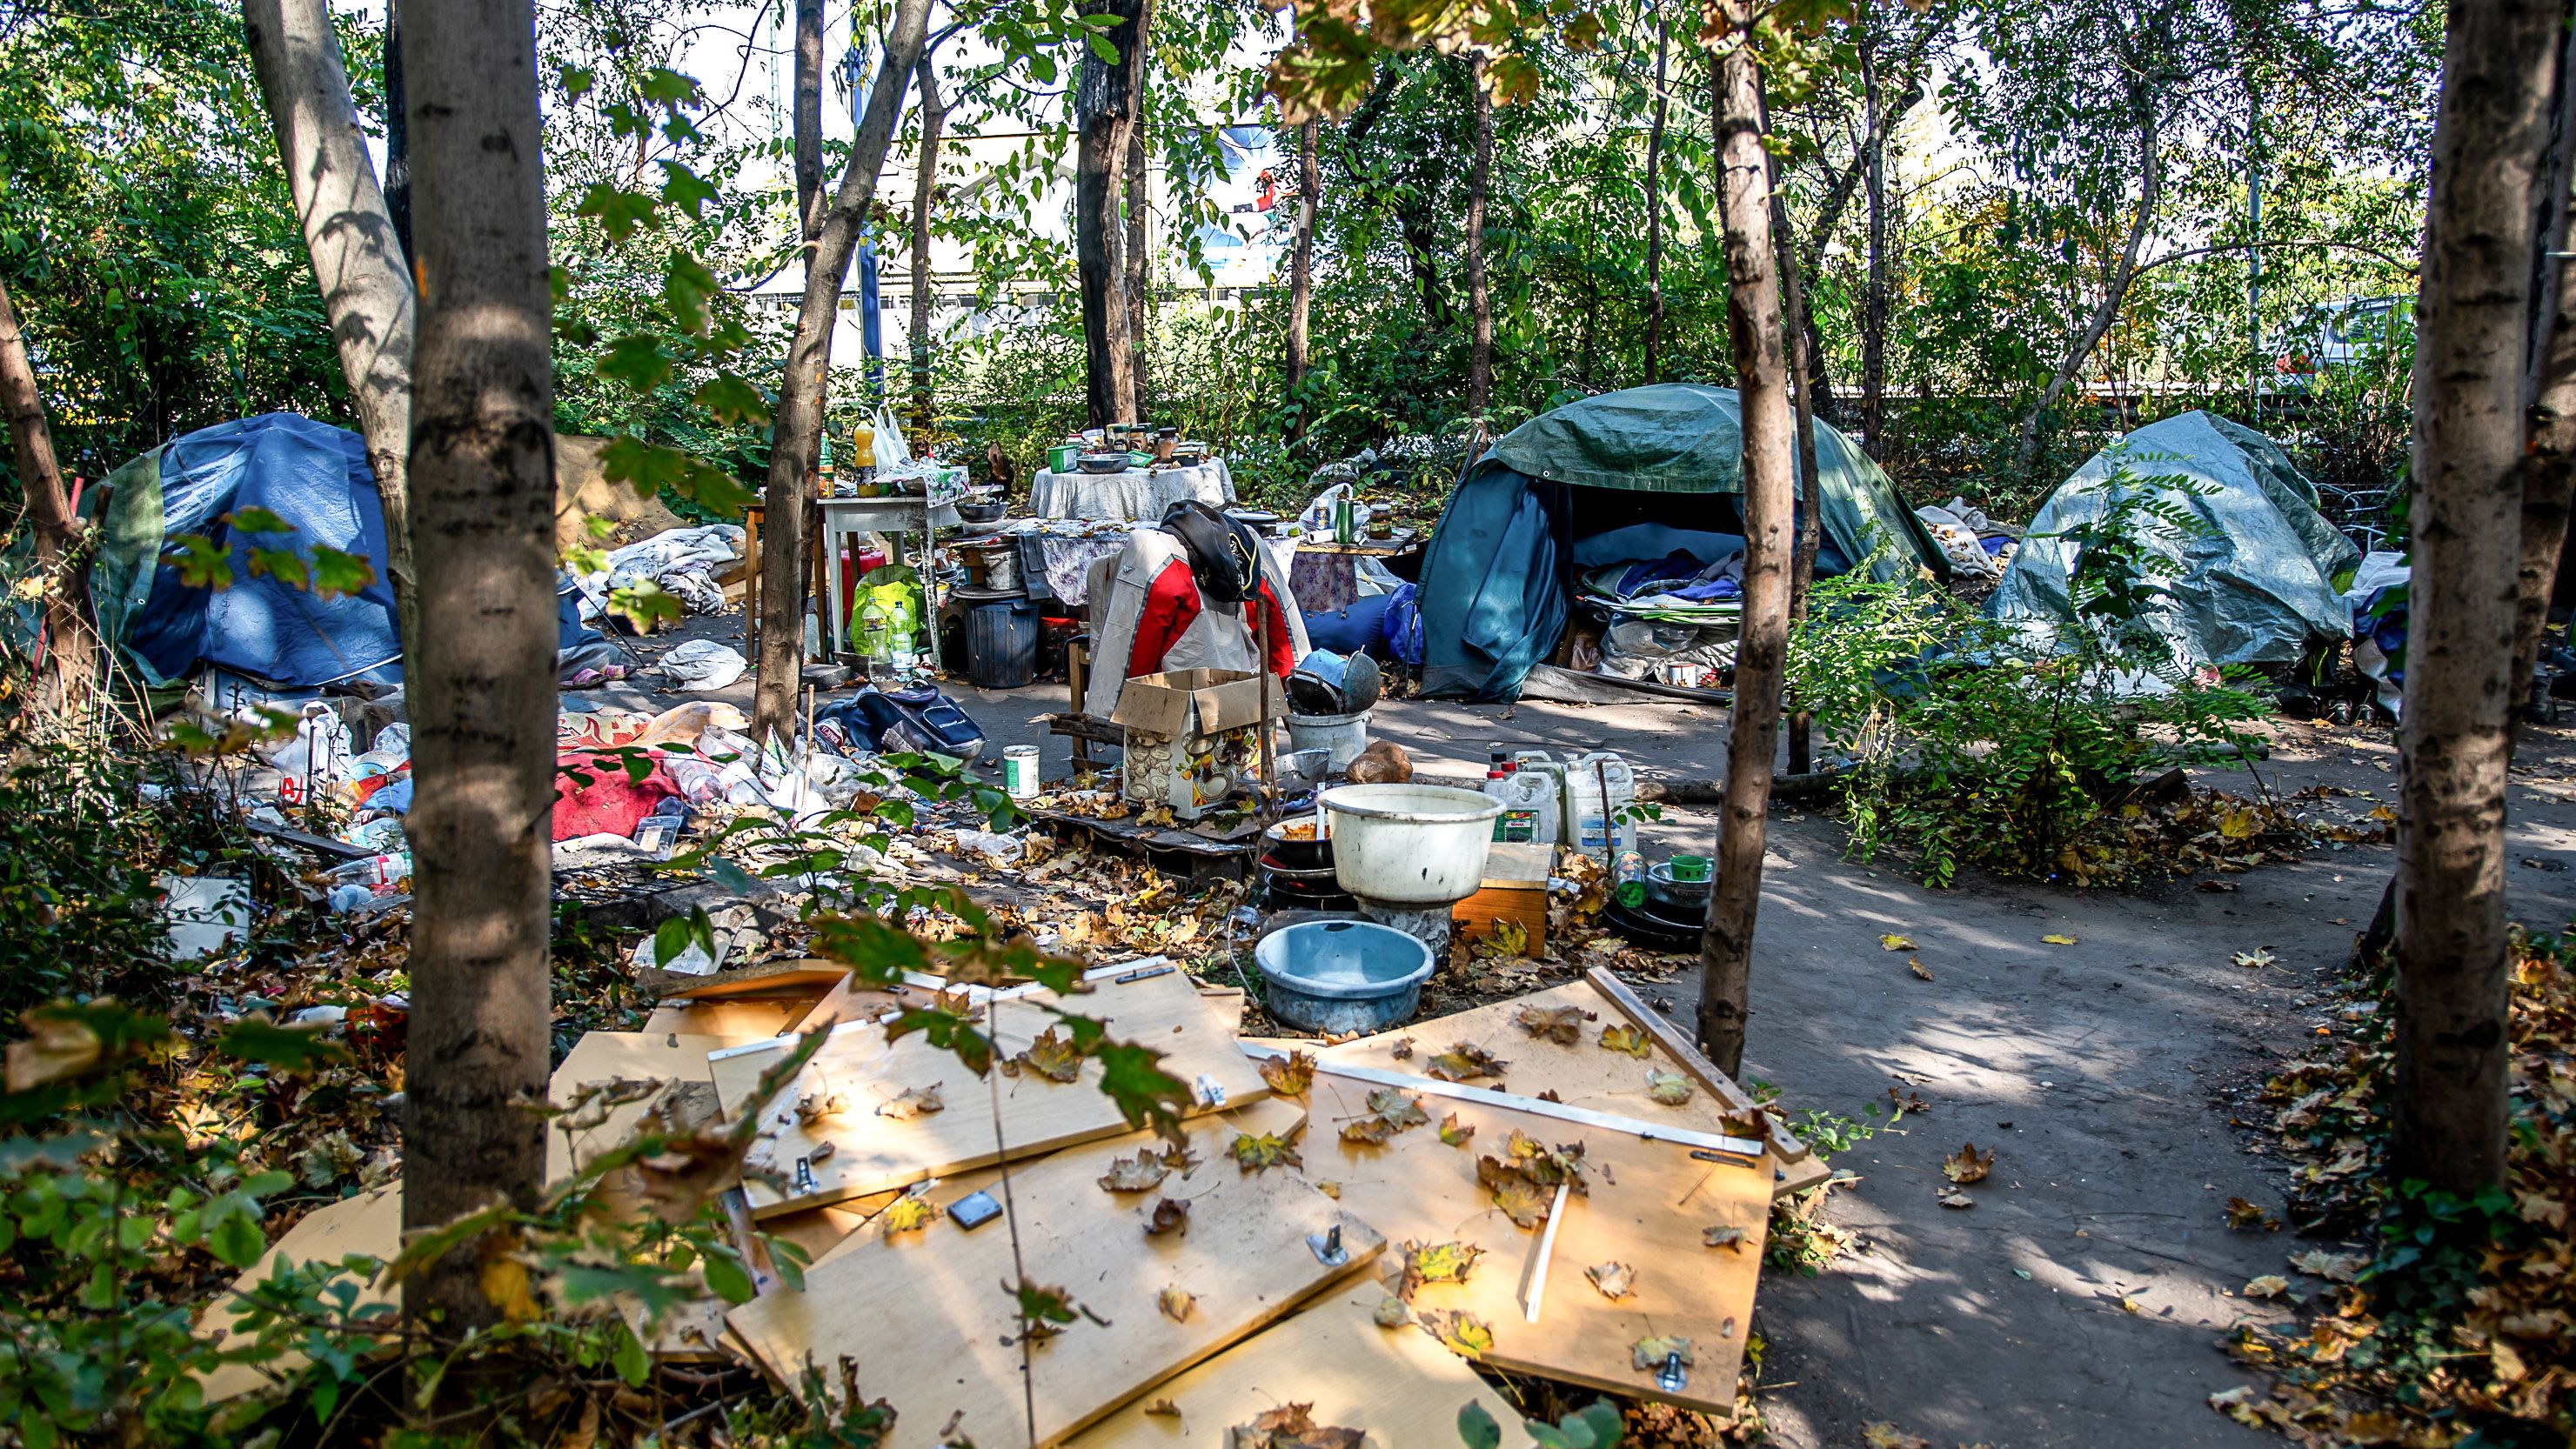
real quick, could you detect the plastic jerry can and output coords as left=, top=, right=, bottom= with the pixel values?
left=1483, top=769, right=1560, bottom=845
left=1562, top=751, right=1639, bottom=858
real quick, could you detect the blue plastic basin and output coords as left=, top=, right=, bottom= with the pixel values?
left=1253, top=919, right=1435, bottom=1035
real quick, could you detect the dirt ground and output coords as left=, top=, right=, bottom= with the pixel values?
left=597, top=616, right=2576, bottom=1449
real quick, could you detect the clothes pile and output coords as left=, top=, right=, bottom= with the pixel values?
left=571, top=523, right=746, bottom=620
left=1912, top=497, right=2020, bottom=582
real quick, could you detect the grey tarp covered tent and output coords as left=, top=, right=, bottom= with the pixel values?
left=1986, top=411, right=2359, bottom=668
left=1416, top=384, right=1948, bottom=699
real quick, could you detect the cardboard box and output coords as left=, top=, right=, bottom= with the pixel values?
left=1111, top=668, right=1283, bottom=819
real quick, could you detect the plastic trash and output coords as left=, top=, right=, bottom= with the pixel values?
left=325, top=852, right=411, bottom=891
left=657, top=638, right=748, bottom=691
left=327, top=884, right=378, bottom=912
left=953, top=829, right=1026, bottom=863
left=160, top=875, right=250, bottom=959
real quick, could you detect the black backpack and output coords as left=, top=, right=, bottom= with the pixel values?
left=1158, top=500, right=1264, bottom=605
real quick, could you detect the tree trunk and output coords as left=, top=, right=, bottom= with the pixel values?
left=1697, top=23, right=1797, bottom=1077
left=753, top=0, right=933, bottom=741
left=1772, top=150, right=1823, bottom=778
left=2393, top=0, right=2571, bottom=1195
left=1400, top=205, right=1450, bottom=331
left=1075, top=0, right=1147, bottom=426
left=794, top=0, right=824, bottom=240
left=909, top=53, right=945, bottom=445
left=1288, top=118, right=1319, bottom=394
left=397, top=0, right=559, bottom=1336
left=1859, top=1, right=1890, bottom=457
left=2012, top=97, right=2161, bottom=484
left=2512, top=17, right=2576, bottom=715
left=0, top=277, right=93, bottom=716
left=1125, top=92, right=1151, bottom=417
left=384, top=0, right=410, bottom=259
left=1643, top=14, right=1669, bottom=384
left=1465, top=54, right=1495, bottom=417
left=244, top=0, right=418, bottom=651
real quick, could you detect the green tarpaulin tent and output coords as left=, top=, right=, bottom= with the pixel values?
left=1417, top=384, right=1948, bottom=700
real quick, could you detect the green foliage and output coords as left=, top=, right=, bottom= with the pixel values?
left=1460, top=1397, right=1624, bottom=1449
left=1787, top=463, right=2266, bottom=885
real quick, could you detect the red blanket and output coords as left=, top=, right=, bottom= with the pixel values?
left=552, top=750, right=678, bottom=841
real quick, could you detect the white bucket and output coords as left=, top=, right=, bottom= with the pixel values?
left=1286, top=709, right=1371, bottom=770
left=1002, top=745, right=1041, bottom=798
left=1322, top=784, right=1502, bottom=905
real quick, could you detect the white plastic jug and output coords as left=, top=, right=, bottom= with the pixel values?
left=1562, top=751, right=1638, bottom=859
left=1484, top=770, right=1560, bottom=845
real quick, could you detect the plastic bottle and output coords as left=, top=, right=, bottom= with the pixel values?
left=325, top=851, right=411, bottom=891
left=1562, top=751, right=1638, bottom=859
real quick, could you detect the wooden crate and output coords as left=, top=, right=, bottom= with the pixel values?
left=1451, top=840, right=1552, bottom=957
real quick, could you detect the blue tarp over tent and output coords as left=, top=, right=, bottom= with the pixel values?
left=84, top=412, right=605, bottom=690
left=1415, top=384, right=1949, bottom=700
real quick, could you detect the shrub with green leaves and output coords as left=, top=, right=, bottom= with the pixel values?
left=1787, top=461, right=2267, bottom=886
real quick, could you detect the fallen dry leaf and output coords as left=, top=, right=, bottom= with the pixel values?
left=1228, top=1402, right=1365, bottom=1449
left=1098, top=1146, right=1177, bottom=1193
left=1515, top=1004, right=1595, bottom=1044
left=1908, top=955, right=1933, bottom=981
left=1425, top=1042, right=1508, bottom=1082
left=874, top=1083, right=944, bottom=1119
left=2041, top=933, right=2078, bottom=946
left=2289, top=1250, right=2366, bottom=1283
left=1397, top=1239, right=1486, bottom=1298
left=1012, top=1025, right=1085, bottom=1084
left=1388, top=1036, right=1416, bottom=1060
left=1645, top=1068, right=1694, bottom=1106
left=1258, top=1051, right=1315, bottom=1098
left=1703, top=1225, right=1746, bottom=1252
left=2232, top=948, right=2276, bottom=970
left=1937, top=1191, right=1975, bottom=1209
left=1157, top=1285, right=1195, bottom=1322
left=2243, top=1274, right=2291, bottom=1299
left=2225, top=1196, right=2278, bottom=1231
left=1144, top=1399, right=1180, bottom=1418
left=1860, top=1426, right=1929, bottom=1449
left=880, top=1195, right=934, bottom=1235
left=1629, top=1334, right=1694, bottom=1372
left=1418, top=1308, right=1495, bottom=1358
left=1585, top=1261, right=1636, bottom=1299
left=1231, top=1129, right=1303, bottom=1172
left=1598, top=1022, right=1653, bottom=1058
left=1437, top=1113, right=1475, bottom=1147
left=1145, top=1196, right=1191, bottom=1237
left=1880, top=933, right=1917, bottom=952
left=1373, top=1293, right=1412, bottom=1327
left=1943, top=1142, right=1994, bottom=1185
left=1341, top=1087, right=1431, bottom=1144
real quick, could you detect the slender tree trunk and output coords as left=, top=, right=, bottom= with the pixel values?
left=1125, top=91, right=1152, bottom=418
left=1859, top=1, right=1890, bottom=457
left=1401, top=205, right=1450, bottom=331
left=1772, top=150, right=1823, bottom=778
left=753, top=0, right=933, bottom=740
left=1288, top=118, right=1319, bottom=394
left=794, top=0, right=824, bottom=240
left=1697, top=23, right=1797, bottom=1076
left=384, top=0, right=410, bottom=259
left=244, top=0, right=418, bottom=653
left=2013, top=97, right=2161, bottom=484
left=1466, top=54, right=1495, bottom=416
left=1075, top=0, right=1147, bottom=425
left=2393, top=0, right=2570, bottom=1195
left=0, top=277, right=93, bottom=715
left=2512, top=18, right=2576, bottom=712
left=910, top=53, right=945, bottom=446
left=1643, top=14, right=1669, bottom=384
left=397, top=0, right=558, bottom=1336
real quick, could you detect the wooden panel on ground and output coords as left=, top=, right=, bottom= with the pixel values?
left=1064, top=1288, right=1533, bottom=1449
left=1303, top=972, right=1825, bottom=1198
left=545, top=1032, right=752, bottom=1187
left=196, top=1185, right=401, bottom=1403
left=1452, top=841, right=1552, bottom=958
left=711, top=966, right=1268, bottom=1217
left=652, top=958, right=854, bottom=1001
left=642, top=995, right=823, bottom=1038
left=725, top=1101, right=1381, bottom=1449
left=1304, top=1063, right=1770, bottom=1413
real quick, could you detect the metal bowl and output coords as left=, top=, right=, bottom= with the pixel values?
left=1077, top=451, right=1129, bottom=474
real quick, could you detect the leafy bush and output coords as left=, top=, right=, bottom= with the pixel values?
left=1787, top=459, right=2268, bottom=885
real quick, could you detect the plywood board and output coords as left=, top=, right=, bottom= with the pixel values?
left=1301, top=1063, right=1770, bottom=1413
left=1064, top=1289, right=1534, bottom=1449
left=196, top=1185, right=401, bottom=1402
left=712, top=967, right=1269, bottom=1218
left=545, top=1031, right=752, bottom=1186
left=642, top=995, right=823, bottom=1038
left=725, top=1104, right=1382, bottom=1449
left=656, top=958, right=853, bottom=1000
left=1306, top=972, right=1826, bottom=1198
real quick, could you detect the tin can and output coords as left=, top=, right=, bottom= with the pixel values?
left=1002, top=745, right=1041, bottom=798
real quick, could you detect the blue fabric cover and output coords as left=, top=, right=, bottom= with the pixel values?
left=1304, top=592, right=1394, bottom=657
left=1417, top=466, right=1564, bottom=699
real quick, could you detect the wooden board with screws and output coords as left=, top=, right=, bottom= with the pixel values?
left=723, top=1103, right=1383, bottom=1449
left=708, top=965, right=1270, bottom=1217
left=1298, top=1061, right=1770, bottom=1413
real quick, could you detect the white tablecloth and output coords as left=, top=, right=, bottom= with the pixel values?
left=1030, top=459, right=1234, bottom=521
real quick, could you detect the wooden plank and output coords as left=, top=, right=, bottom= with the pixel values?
left=1307, top=975, right=1816, bottom=1187
left=195, top=1185, right=401, bottom=1403
left=544, top=1032, right=752, bottom=1187
left=642, top=996, right=823, bottom=1038
left=711, top=966, right=1269, bottom=1218
left=1063, top=1290, right=1533, bottom=1449
left=1273, top=1056, right=1768, bottom=1159
left=1301, top=1062, right=1770, bottom=1414
left=723, top=1101, right=1382, bottom=1449
left=654, top=959, right=853, bottom=1001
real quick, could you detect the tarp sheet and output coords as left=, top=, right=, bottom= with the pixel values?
left=1986, top=411, right=2360, bottom=668
left=1418, top=384, right=1948, bottom=700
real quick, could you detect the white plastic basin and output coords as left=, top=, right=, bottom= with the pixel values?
left=1322, top=784, right=1502, bottom=904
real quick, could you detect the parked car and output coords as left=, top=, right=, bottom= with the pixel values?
left=2267, top=295, right=2413, bottom=390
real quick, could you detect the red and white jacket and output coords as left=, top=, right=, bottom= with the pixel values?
left=1085, top=528, right=1309, bottom=720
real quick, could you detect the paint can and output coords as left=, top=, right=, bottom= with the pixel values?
left=1002, top=745, right=1041, bottom=798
